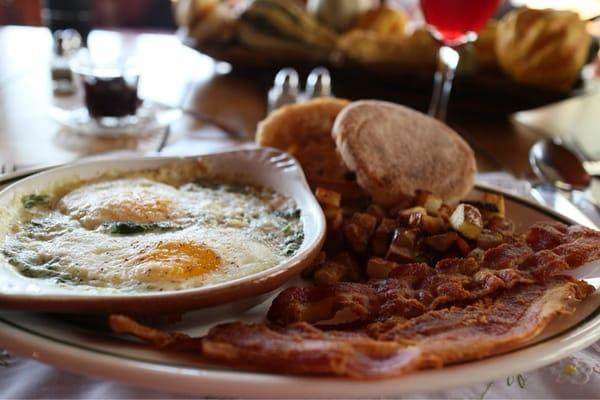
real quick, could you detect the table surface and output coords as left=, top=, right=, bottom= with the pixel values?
left=0, top=25, right=558, bottom=176
left=0, top=25, right=599, bottom=398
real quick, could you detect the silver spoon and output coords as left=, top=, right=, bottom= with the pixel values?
left=530, top=139, right=592, bottom=191
left=529, top=139, right=597, bottom=228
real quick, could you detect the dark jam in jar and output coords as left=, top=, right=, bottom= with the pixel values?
left=82, top=75, right=140, bottom=118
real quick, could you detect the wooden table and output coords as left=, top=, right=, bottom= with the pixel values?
left=0, top=25, right=552, bottom=177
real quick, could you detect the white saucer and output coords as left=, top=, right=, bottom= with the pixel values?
left=50, top=102, right=182, bottom=138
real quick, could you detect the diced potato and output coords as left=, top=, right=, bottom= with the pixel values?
left=406, top=212, right=423, bottom=229
left=386, top=229, right=418, bottom=262
left=366, top=204, right=386, bottom=222
left=399, top=206, right=427, bottom=219
left=315, top=187, right=341, bottom=208
left=487, top=216, right=515, bottom=236
left=313, top=261, right=347, bottom=285
left=393, top=228, right=419, bottom=248
left=314, top=253, right=361, bottom=285
left=424, top=232, right=458, bottom=252
left=482, top=192, right=505, bottom=218
left=414, top=190, right=443, bottom=215
left=476, top=229, right=504, bottom=249
left=455, top=236, right=471, bottom=256
left=332, top=252, right=361, bottom=282
left=370, top=217, right=397, bottom=256
left=450, top=204, right=483, bottom=239
left=367, top=257, right=399, bottom=279
left=437, top=204, right=453, bottom=220
left=343, top=212, right=378, bottom=252
left=388, top=199, right=415, bottom=216
left=420, top=214, right=443, bottom=234
left=324, top=206, right=343, bottom=231
left=464, top=200, right=502, bottom=221
left=401, top=206, right=442, bottom=233
left=301, top=251, right=326, bottom=279
left=414, top=190, right=430, bottom=207
left=386, top=245, right=415, bottom=263
left=467, top=247, right=485, bottom=263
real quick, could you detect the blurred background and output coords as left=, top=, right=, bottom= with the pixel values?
left=0, top=0, right=176, bottom=30
left=0, top=0, right=599, bottom=175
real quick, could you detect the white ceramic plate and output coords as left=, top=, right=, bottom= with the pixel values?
left=0, top=148, right=326, bottom=313
left=0, top=185, right=598, bottom=397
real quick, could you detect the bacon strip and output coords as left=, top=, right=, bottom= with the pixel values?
left=109, top=315, right=201, bottom=351
left=268, top=223, right=600, bottom=325
left=110, top=277, right=593, bottom=378
left=268, top=261, right=536, bottom=325
left=109, top=222, right=599, bottom=379
left=202, top=277, right=593, bottom=378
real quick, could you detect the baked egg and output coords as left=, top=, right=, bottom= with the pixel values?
left=1, top=163, right=303, bottom=292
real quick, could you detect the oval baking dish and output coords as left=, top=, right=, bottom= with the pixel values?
left=0, top=147, right=326, bottom=313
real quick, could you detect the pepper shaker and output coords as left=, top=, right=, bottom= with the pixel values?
left=267, top=68, right=300, bottom=112
left=305, top=66, right=333, bottom=99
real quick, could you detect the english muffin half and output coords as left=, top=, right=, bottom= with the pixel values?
left=256, top=98, right=364, bottom=200
left=332, top=100, right=476, bottom=206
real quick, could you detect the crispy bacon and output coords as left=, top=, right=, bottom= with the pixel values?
left=109, top=222, right=599, bottom=379
left=109, top=315, right=201, bottom=351
left=268, top=223, right=600, bottom=325
left=268, top=261, right=537, bottom=324
left=201, top=278, right=592, bottom=378
left=201, top=322, right=430, bottom=377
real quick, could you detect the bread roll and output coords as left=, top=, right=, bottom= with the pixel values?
left=496, top=8, right=591, bottom=91
left=355, top=6, right=408, bottom=36
left=332, top=100, right=476, bottom=206
left=256, top=98, right=364, bottom=200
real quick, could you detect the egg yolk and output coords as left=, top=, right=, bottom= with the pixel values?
left=130, top=241, right=221, bottom=282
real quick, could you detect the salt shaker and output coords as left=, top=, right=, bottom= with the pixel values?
left=51, top=29, right=82, bottom=95
left=267, top=68, right=300, bottom=112
left=305, top=66, right=333, bottom=99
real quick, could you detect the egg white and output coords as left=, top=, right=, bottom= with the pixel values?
left=3, top=170, right=303, bottom=292
left=59, top=178, right=186, bottom=230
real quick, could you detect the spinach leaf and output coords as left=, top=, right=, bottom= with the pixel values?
left=274, top=208, right=301, bottom=220
left=2, top=249, right=72, bottom=282
left=283, top=231, right=304, bottom=256
left=21, top=194, right=50, bottom=209
left=107, top=221, right=180, bottom=235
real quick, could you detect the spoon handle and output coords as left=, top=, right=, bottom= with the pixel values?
left=530, top=186, right=598, bottom=229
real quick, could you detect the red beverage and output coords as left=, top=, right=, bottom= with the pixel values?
left=421, top=0, right=500, bottom=45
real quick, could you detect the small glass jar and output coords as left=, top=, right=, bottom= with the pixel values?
left=71, top=51, right=142, bottom=127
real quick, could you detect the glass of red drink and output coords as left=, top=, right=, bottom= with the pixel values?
left=420, top=0, right=500, bottom=121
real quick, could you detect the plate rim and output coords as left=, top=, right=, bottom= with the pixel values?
left=0, top=183, right=598, bottom=397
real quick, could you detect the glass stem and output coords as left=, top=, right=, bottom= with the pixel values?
left=428, top=45, right=459, bottom=122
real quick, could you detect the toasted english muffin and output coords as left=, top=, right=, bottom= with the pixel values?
left=332, top=100, right=476, bottom=206
left=256, top=98, right=364, bottom=200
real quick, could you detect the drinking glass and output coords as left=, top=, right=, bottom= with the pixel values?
left=71, top=51, right=142, bottom=127
left=420, top=0, right=500, bottom=121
